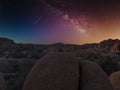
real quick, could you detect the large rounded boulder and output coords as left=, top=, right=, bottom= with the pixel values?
left=79, top=60, right=113, bottom=90
left=109, top=71, right=120, bottom=90
left=23, top=53, right=80, bottom=90
left=0, top=72, right=6, bottom=90
left=23, top=53, right=113, bottom=90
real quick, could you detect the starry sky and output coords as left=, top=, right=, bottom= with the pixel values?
left=1, top=0, right=120, bottom=44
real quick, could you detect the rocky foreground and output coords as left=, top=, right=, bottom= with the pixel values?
left=0, top=37, right=119, bottom=90
left=0, top=53, right=119, bottom=90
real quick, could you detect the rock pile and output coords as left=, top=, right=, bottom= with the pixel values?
left=23, top=53, right=113, bottom=90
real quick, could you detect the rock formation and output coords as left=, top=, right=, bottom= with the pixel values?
left=23, top=53, right=113, bottom=90
left=23, top=53, right=79, bottom=90
left=79, top=60, right=113, bottom=90
left=109, top=71, right=120, bottom=90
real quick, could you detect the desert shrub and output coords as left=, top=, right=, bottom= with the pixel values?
left=0, top=58, right=37, bottom=90
left=99, top=56, right=117, bottom=75
left=58, top=48, right=64, bottom=52
left=6, top=77, right=22, bottom=90
left=0, top=72, right=6, bottom=90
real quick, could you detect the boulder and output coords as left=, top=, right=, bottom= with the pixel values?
left=79, top=60, right=113, bottom=90
left=23, top=53, right=113, bottom=90
left=109, top=71, right=120, bottom=90
left=23, top=53, right=79, bottom=90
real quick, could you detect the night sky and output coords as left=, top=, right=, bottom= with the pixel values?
left=1, top=0, right=120, bottom=44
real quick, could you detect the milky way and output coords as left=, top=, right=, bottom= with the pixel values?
left=1, top=0, right=120, bottom=44
left=45, top=0, right=120, bottom=43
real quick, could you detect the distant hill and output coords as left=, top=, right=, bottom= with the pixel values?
left=0, top=37, right=120, bottom=58
left=0, top=37, right=15, bottom=46
left=46, top=39, right=120, bottom=53
left=98, top=39, right=120, bottom=53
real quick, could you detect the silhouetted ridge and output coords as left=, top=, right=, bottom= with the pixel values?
left=0, top=37, right=15, bottom=45
left=98, top=39, right=120, bottom=53
left=0, top=37, right=120, bottom=58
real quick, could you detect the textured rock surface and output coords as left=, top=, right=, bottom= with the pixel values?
left=79, top=60, right=114, bottom=90
left=0, top=72, right=6, bottom=90
left=109, top=71, right=120, bottom=90
left=23, top=53, right=79, bottom=90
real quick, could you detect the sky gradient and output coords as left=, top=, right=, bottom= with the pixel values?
left=1, top=0, right=120, bottom=44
